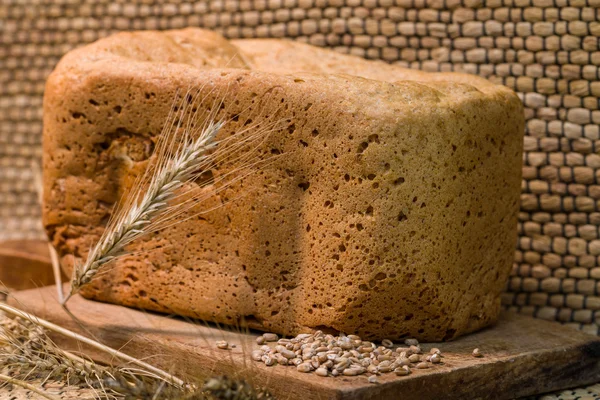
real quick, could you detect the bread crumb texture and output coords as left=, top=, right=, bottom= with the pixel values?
left=43, top=28, right=524, bottom=341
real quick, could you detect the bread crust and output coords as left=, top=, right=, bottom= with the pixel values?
left=43, top=28, right=524, bottom=341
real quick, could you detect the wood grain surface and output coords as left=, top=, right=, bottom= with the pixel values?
left=0, top=240, right=58, bottom=291
left=8, top=285, right=600, bottom=400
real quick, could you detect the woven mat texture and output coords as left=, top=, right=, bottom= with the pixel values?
left=1, top=0, right=600, bottom=341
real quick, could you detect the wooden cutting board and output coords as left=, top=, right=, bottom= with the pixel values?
left=8, top=285, right=600, bottom=400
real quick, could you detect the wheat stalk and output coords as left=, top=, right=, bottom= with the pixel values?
left=31, top=159, right=65, bottom=303
left=1, top=306, right=273, bottom=399
left=0, top=303, right=186, bottom=389
left=1, top=315, right=109, bottom=398
left=0, top=373, right=61, bottom=400
left=0, top=307, right=187, bottom=399
left=65, top=117, right=223, bottom=304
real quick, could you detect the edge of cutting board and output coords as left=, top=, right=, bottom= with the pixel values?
left=7, top=285, right=600, bottom=400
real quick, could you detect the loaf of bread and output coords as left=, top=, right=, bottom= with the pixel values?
left=43, top=28, right=524, bottom=341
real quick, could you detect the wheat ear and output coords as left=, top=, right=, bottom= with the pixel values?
left=0, top=373, right=61, bottom=400
left=0, top=303, right=185, bottom=388
left=64, top=119, right=223, bottom=304
left=1, top=313, right=185, bottom=399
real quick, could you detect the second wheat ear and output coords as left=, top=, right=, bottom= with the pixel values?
left=64, top=115, right=223, bottom=305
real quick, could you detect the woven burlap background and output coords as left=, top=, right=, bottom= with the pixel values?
left=1, top=0, right=600, bottom=342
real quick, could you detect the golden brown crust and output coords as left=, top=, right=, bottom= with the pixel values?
left=43, top=28, right=524, bottom=341
left=233, top=37, right=499, bottom=90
